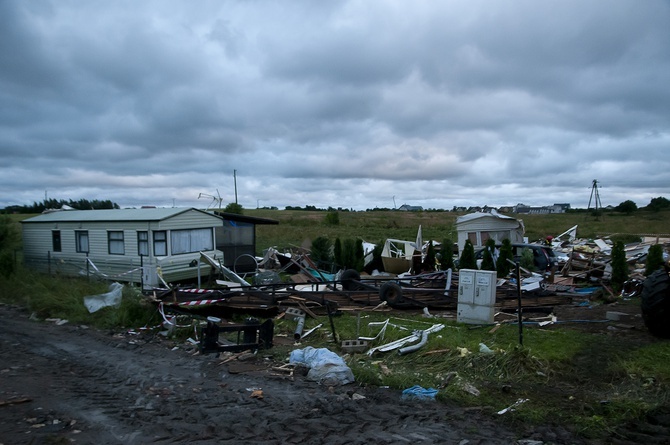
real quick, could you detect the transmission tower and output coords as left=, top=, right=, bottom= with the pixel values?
left=587, top=179, right=602, bottom=212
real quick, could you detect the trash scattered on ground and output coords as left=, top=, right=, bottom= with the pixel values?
left=497, top=398, right=529, bottom=415
left=460, top=382, right=480, bottom=397
left=479, top=343, right=494, bottom=354
left=84, top=282, right=123, bottom=313
left=289, top=346, right=355, bottom=385
left=401, top=385, right=438, bottom=400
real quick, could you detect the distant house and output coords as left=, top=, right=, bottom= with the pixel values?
left=455, top=210, right=525, bottom=253
left=514, top=203, right=571, bottom=214
left=213, top=211, right=278, bottom=273
left=551, top=203, right=571, bottom=213
left=21, top=208, right=228, bottom=288
left=398, top=204, right=423, bottom=212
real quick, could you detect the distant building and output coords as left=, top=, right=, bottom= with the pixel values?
left=398, top=204, right=423, bottom=212
left=514, top=203, right=570, bottom=214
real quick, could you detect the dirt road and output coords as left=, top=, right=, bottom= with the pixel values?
left=0, top=303, right=589, bottom=445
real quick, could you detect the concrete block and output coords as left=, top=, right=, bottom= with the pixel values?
left=341, top=340, right=368, bottom=353
left=605, top=311, right=631, bottom=321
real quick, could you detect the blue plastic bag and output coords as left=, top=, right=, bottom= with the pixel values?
left=401, top=385, right=438, bottom=400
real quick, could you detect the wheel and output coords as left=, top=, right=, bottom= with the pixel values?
left=379, top=282, right=404, bottom=306
left=641, top=269, right=670, bottom=338
left=340, top=269, right=362, bottom=291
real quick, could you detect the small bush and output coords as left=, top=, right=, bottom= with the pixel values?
left=496, top=239, right=514, bottom=277
left=645, top=244, right=666, bottom=276
left=325, top=211, right=340, bottom=226
left=520, top=248, right=535, bottom=271
left=459, top=239, right=477, bottom=270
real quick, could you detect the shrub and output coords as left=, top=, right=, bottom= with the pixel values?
left=645, top=244, right=666, bottom=276
left=610, top=241, right=628, bottom=290
left=496, top=239, right=514, bottom=277
left=334, top=238, right=343, bottom=268
left=520, top=248, right=535, bottom=272
left=480, top=238, right=496, bottom=271
left=424, top=241, right=436, bottom=271
left=325, top=211, right=340, bottom=225
left=310, top=236, right=333, bottom=269
left=440, top=239, right=455, bottom=270
left=459, top=240, right=477, bottom=270
left=224, top=202, right=243, bottom=214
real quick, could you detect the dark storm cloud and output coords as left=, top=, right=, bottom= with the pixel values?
left=1, top=0, right=669, bottom=211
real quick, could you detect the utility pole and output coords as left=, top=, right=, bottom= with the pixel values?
left=233, top=169, right=238, bottom=204
left=587, top=179, right=602, bottom=213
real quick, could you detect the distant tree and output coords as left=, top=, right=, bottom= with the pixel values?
left=324, top=211, right=340, bottom=225
left=440, top=238, right=455, bottom=270
left=615, top=200, right=637, bottom=215
left=496, top=238, right=514, bottom=277
left=458, top=239, right=477, bottom=270
left=610, top=241, right=628, bottom=290
left=646, top=196, right=670, bottom=212
left=480, top=238, right=497, bottom=271
left=645, top=244, right=666, bottom=276
left=223, top=202, right=243, bottom=215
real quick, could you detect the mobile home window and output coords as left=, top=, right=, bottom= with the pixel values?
left=153, top=231, right=167, bottom=256
left=137, top=231, right=149, bottom=256
left=52, top=230, right=61, bottom=252
left=171, top=228, right=213, bottom=254
left=108, top=231, right=125, bottom=255
left=75, top=231, right=89, bottom=253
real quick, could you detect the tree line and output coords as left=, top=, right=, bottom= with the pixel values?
left=3, top=198, right=120, bottom=214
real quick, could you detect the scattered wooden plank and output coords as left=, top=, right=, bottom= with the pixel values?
left=0, top=397, right=31, bottom=407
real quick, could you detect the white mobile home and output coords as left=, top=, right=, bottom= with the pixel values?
left=456, top=210, right=525, bottom=253
left=21, top=207, right=225, bottom=288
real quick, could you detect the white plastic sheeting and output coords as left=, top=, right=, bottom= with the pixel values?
left=289, top=346, right=355, bottom=385
left=84, top=282, right=123, bottom=313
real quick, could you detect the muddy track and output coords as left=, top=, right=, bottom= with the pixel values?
left=0, top=304, right=584, bottom=445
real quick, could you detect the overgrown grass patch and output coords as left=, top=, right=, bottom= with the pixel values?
left=618, top=341, right=670, bottom=382
left=0, top=266, right=159, bottom=328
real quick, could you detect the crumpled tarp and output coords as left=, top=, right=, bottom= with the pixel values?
left=289, top=346, right=355, bottom=386
left=84, top=282, right=123, bottom=313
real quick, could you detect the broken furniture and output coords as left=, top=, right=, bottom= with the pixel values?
left=199, top=316, right=274, bottom=354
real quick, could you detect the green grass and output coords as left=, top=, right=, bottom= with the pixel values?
left=253, top=310, right=670, bottom=440
left=0, top=266, right=159, bottom=329
left=248, top=209, right=670, bottom=255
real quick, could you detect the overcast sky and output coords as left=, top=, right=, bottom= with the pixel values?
left=2, top=1, right=669, bottom=211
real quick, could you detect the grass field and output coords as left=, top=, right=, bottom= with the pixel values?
left=246, top=208, right=670, bottom=255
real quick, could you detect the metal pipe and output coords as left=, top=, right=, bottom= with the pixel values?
left=294, top=316, right=305, bottom=340
left=398, top=329, right=429, bottom=355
